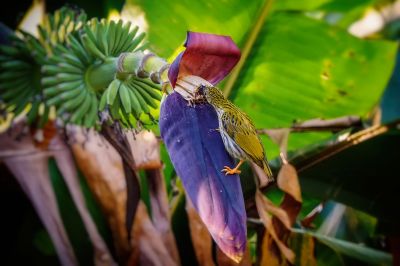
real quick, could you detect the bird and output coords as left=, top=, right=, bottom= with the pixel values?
left=196, top=84, right=273, bottom=181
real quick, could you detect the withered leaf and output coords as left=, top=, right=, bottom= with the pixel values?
left=217, top=244, right=252, bottom=266
left=127, top=130, right=162, bottom=170
left=0, top=122, right=77, bottom=265
left=289, top=232, right=317, bottom=266
left=51, top=135, right=116, bottom=266
left=185, top=196, right=214, bottom=266
left=147, top=169, right=180, bottom=265
left=129, top=202, right=178, bottom=266
left=68, top=126, right=131, bottom=260
left=255, top=191, right=295, bottom=264
left=277, top=164, right=302, bottom=203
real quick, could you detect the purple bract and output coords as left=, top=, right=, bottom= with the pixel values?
left=168, top=31, right=241, bottom=88
left=160, top=31, right=246, bottom=262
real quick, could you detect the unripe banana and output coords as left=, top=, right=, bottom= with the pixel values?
left=126, top=85, right=142, bottom=117
left=132, top=83, right=158, bottom=109
left=70, top=92, right=92, bottom=124
left=129, top=83, right=150, bottom=113
left=84, top=96, right=98, bottom=128
left=106, top=79, right=121, bottom=105
left=119, top=83, right=131, bottom=113
left=132, top=79, right=162, bottom=100
left=81, top=34, right=106, bottom=60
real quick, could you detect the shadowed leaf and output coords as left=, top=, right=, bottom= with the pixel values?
left=217, top=244, right=252, bottom=266
left=293, top=228, right=393, bottom=265
left=0, top=122, right=77, bottom=265
left=255, top=190, right=295, bottom=264
left=289, top=232, right=317, bottom=266
left=51, top=133, right=116, bottom=265
left=146, top=168, right=181, bottom=265
left=185, top=196, right=214, bottom=266
left=129, top=202, right=178, bottom=266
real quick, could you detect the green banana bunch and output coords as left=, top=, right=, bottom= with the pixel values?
left=99, top=77, right=162, bottom=127
left=0, top=7, right=86, bottom=126
left=0, top=6, right=167, bottom=130
left=38, top=7, right=87, bottom=52
left=42, top=15, right=164, bottom=128
left=82, top=18, right=146, bottom=59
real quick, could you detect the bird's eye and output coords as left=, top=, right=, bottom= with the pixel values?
left=197, top=85, right=206, bottom=94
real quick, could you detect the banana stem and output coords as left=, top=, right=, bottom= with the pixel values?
left=85, top=57, right=118, bottom=92
left=117, top=51, right=169, bottom=84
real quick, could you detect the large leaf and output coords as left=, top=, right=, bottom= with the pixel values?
left=125, top=0, right=264, bottom=58
left=293, top=228, right=393, bottom=265
left=279, top=122, right=400, bottom=225
left=231, top=12, right=396, bottom=157
left=381, top=51, right=400, bottom=123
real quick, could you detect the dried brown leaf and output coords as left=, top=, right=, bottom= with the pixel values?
left=147, top=169, right=180, bottom=265
left=293, top=116, right=361, bottom=129
left=129, top=202, right=178, bottom=266
left=51, top=136, right=116, bottom=266
left=260, top=233, right=285, bottom=266
left=277, top=164, right=302, bottom=203
left=100, top=124, right=141, bottom=237
left=127, top=130, right=162, bottom=170
left=289, top=232, right=316, bottom=266
left=217, top=244, right=252, bottom=266
left=0, top=122, right=77, bottom=265
left=255, top=191, right=295, bottom=264
left=255, top=190, right=291, bottom=230
left=68, top=126, right=131, bottom=260
left=185, top=196, right=215, bottom=266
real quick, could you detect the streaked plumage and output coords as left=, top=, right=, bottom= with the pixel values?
left=198, top=85, right=273, bottom=180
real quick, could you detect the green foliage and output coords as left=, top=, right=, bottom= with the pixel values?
left=125, top=0, right=265, bottom=57
left=294, top=228, right=393, bottom=265
left=232, top=12, right=396, bottom=157
left=381, top=53, right=400, bottom=123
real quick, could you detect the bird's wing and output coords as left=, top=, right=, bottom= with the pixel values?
left=221, top=109, right=265, bottom=162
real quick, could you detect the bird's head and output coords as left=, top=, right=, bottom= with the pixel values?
left=197, top=85, right=226, bottom=108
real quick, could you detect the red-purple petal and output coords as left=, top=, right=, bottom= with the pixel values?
left=159, top=92, right=247, bottom=260
left=168, top=31, right=241, bottom=88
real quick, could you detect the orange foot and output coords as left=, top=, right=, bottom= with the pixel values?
left=221, top=166, right=241, bottom=175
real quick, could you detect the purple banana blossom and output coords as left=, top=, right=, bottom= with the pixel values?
left=159, top=31, right=246, bottom=262
left=168, top=31, right=241, bottom=87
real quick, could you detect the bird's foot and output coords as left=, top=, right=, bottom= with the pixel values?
left=221, top=166, right=241, bottom=175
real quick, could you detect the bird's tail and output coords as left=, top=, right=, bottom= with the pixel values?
left=262, top=160, right=274, bottom=182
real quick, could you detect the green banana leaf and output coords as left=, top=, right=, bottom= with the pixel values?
left=125, top=0, right=265, bottom=57
left=125, top=0, right=397, bottom=159
left=381, top=52, right=400, bottom=123
left=230, top=12, right=396, bottom=158
left=293, top=228, right=393, bottom=265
